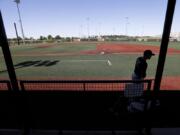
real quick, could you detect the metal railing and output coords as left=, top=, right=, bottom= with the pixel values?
left=19, top=79, right=152, bottom=91
left=0, top=80, right=12, bottom=90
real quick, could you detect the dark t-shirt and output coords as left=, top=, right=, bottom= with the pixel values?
left=134, top=57, right=147, bottom=78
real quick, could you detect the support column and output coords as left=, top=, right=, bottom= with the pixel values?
left=153, top=0, right=176, bottom=92
left=0, top=11, right=19, bottom=91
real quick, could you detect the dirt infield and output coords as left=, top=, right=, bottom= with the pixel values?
left=81, top=43, right=180, bottom=55
left=11, top=43, right=180, bottom=56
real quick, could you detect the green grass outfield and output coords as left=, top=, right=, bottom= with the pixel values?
left=0, top=41, right=180, bottom=79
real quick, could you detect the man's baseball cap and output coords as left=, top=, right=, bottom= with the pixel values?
left=144, top=50, right=155, bottom=56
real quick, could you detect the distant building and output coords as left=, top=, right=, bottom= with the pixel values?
left=97, top=36, right=105, bottom=41
left=169, top=37, right=177, bottom=42
left=137, top=37, right=148, bottom=42
left=137, top=36, right=161, bottom=42
left=73, top=38, right=81, bottom=42
left=170, top=32, right=180, bottom=41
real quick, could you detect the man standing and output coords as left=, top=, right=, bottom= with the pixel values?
left=132, top=50, right=155, bottom=80
left=125, top=49, right=155, bottom=112
left=130, top=50, right=155, bottom=135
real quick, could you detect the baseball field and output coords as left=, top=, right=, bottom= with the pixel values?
left=1, top=41, right=180, bottom=90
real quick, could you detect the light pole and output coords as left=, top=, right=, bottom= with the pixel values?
left=14, top=22, right=20, bottom=45
left=141, top=25, right=144, bottom=37
left=98, top=22, right=101, bottom=37
left=125, top=17, right=129, bottom=36
left=14, top=0, right=25, bottom=43
left=86, top=17, right=90, bottom=40
left=112, top=27, right=116, bottom=35
left=80, top=24, right=83, bottom=38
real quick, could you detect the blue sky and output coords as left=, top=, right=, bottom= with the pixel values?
left=0, top=0, right=180, bottom=39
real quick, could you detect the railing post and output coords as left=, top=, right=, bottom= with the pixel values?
left=147, top=80, right=152, bottom=91
left=83, top=83, right=86, bottom=91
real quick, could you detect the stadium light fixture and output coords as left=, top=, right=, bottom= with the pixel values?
left=14, top=0, right=20, bottom=4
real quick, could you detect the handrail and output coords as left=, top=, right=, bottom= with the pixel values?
left=19, top=79, right=153, bottom=91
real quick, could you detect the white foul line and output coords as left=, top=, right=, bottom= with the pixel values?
left=61, top=60, right=106, bottom=62
left=61, top=59, right=112, bottom=66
